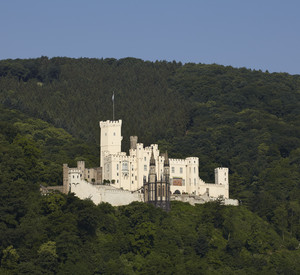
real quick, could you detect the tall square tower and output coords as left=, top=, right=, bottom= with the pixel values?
left=99, top=120, right=123, bottom=168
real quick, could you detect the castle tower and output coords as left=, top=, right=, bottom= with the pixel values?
left=215, top=167, right=229, bottom=198
left=130, top=136, right=138, bottom=150
left=99, top=120, right=123, bottom=168
left=186, top=157, right=199, bottom=194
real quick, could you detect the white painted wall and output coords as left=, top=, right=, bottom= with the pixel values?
left=69, top=175, right=143, bottom=206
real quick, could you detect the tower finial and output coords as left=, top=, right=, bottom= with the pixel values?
left=150, top=149, right=155, bottom=166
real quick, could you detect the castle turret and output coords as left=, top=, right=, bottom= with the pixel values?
left=130, top=136, right=138, bottom=150
left=215, top=167, right=229, bottom=198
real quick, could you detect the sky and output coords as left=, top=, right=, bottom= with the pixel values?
left=0, top=0, right=299, bottom=74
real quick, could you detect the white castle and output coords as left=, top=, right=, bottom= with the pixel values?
left=55, top=120, right=237, bottom=206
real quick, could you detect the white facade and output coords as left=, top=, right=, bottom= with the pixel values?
left=100, top=119, right=229, bottom=199
left=68, top=169, right=143, bottom=205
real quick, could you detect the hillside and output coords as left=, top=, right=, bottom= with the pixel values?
left=0, top=57, right=300, bottom=273
left=0, top=109, right=299, bottom=273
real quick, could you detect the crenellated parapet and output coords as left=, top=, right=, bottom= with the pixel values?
left=186, top=157, right=199, bottom=165
left=100, top=119, right=122, bottom=128
left=69, top=168, right=81, bottom=174
left=169, top=158, right=187, bottom=165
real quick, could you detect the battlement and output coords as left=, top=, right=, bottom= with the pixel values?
left=215, top=167, right=228, bottom=171
left=100, top=119, right=122, bottom=128
left=106, top=154, right=135, bottom=162
left=186, top=157, right=199, bottom=164
left=69, top=169, right=81, bottom=174
left=144, top=144, right=159, bottom=151
left=169, top=158, right=187, bottom=165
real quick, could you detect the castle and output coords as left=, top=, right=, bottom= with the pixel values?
left=52, top=119, right=237, bottom=206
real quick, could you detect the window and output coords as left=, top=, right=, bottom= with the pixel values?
left=117, top=173, right=119, bottom=176
left=144, top=165, right=147, bottom=171
left=171, top=167, right=175, bottom=173
left=105, top=133, right=107, bottom=136
left=180, top=167, right=183, bottom=174
left=113, top=132, right=116, bottom=136
left=73, top=175, right=74, bottom=178
left=225, top=178, right=226, bottom=181
left=194, top=178, right=196, bottom=185
left=117, top=164, right=119, bottom=170
left=189, top=178, right=191, bottom=185
left=144, top=157, right=146, bottom=161
left=132, top=181, right=134, bottom=184
left=122, top=161, right=129, bottom=171
left=117, top=180, right=119, bottom=183
left=194, top=167, right=196, bottom=173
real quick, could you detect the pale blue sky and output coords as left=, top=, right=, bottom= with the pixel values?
left=0, top=0, right=299, bottom=74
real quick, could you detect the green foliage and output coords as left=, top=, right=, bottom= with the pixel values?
left=1, top=246, right=19, bottom=271
left=1, top=57, right=300, bottom=273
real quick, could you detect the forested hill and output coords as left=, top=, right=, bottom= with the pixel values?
left=1, top=57, right=300, bottom=259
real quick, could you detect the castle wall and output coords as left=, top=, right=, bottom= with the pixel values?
left=171, top=194, right=238, bottom=206
left=198, top=183, right=229, bottom=199
left=69, top=176, right=143, bottom=206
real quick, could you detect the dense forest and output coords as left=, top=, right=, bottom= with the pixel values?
left=0, top=57, right=300, bottom=273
